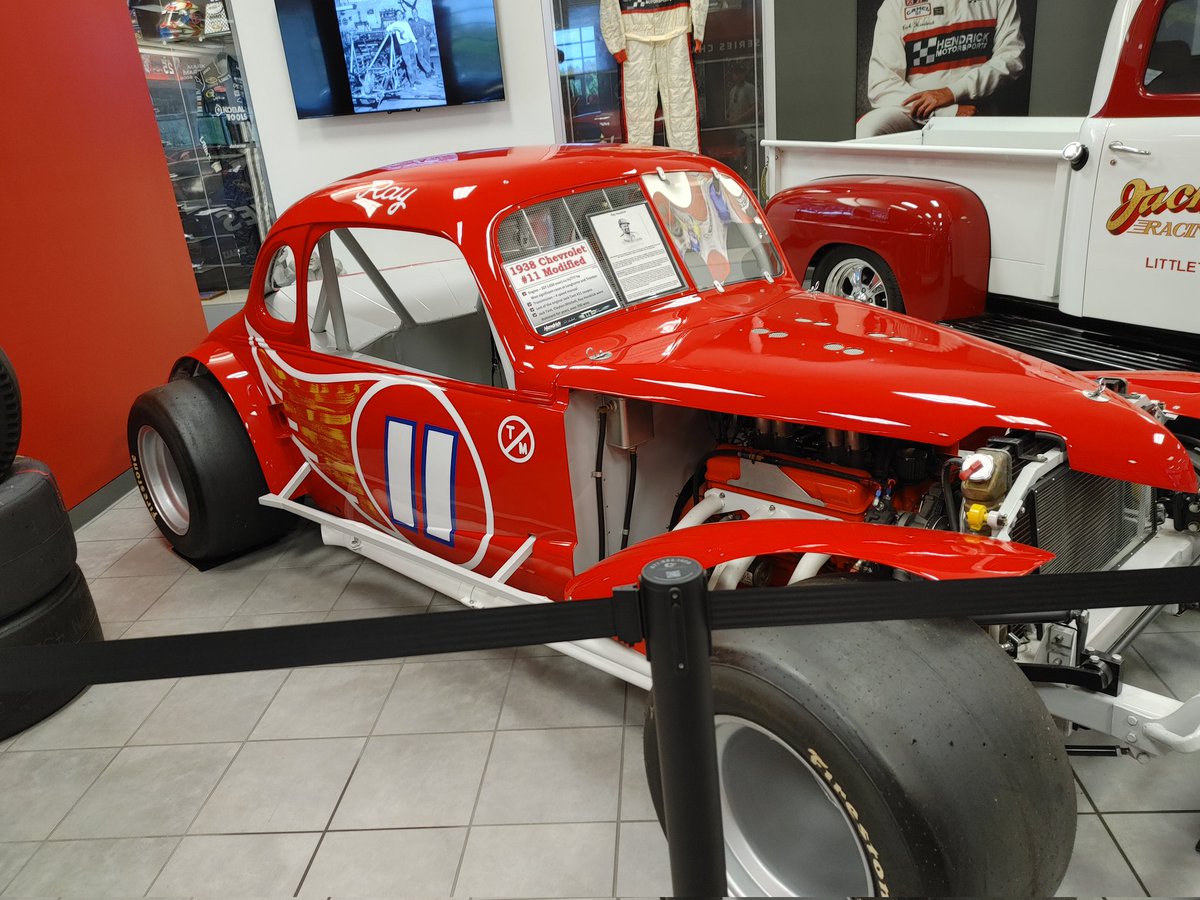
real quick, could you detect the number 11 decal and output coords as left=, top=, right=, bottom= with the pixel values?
left=385, top=418, right=459, bottom=546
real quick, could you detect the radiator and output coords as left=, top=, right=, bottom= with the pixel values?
left=1008, top=469, right=1150, bottom=575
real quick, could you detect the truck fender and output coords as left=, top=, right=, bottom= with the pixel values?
left=765, top=176, right=991, bottom=321
left=563, top=518, right=1052, bottom=600
left=170, top=339, right=302, bottom=495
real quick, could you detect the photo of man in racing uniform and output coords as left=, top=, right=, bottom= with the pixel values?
left=857, top=0, right=1026, bottom=138
left=600, top=0, right=709, bottom=153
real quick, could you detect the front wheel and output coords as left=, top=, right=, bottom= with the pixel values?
left=128, top=376, right=290, bottom=564
left=813, top=246, right=905, bottom=312
left=643, top=618, right=1075, bottom=896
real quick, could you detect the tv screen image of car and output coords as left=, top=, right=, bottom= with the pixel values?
left=274, top=0, right=505, bottom=119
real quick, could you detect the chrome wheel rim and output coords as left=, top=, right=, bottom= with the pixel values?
left=715, top=715, right=875, bottom=897
left=825, top=258, right=889, bottom=307
left=136, top=425, right=189, bottom=535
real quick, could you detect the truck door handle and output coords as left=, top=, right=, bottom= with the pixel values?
left=1109, top=141, right=1152, bottom=156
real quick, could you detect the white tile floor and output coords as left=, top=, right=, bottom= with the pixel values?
left=0, top=488, right=1198, bottom=898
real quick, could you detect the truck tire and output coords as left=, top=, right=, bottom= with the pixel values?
left=0, top=566, right=103, bottom=741
left=128, top=376, right=290, bottom=565
left=0, top=346, right=20, bottom=480
left=642, top=617, right=1075, bottom=897
left=0, top=459, right=76, bottom=620
left=813, top=246, right=905, bottom=312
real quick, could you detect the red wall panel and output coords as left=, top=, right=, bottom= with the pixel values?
left=0, top=3, right=208, bottom=507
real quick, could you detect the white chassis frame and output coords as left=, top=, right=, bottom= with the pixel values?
left=262, top=459, right=1200, bottom=756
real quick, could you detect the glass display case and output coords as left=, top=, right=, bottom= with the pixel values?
left=131, top=1, right=274, bottom=301
left=551, top=0, right=767, bottom=197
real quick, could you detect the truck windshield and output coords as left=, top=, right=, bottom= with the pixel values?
left=642, top=170, right=783, bottom=291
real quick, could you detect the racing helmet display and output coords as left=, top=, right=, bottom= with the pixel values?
left=158, top=1, right=205, bottom=42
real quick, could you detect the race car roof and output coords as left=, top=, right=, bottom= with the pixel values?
left=271, top=145, right=712, bottom=237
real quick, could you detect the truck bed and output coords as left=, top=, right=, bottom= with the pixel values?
left=766, top=118, right=1084, bottom=304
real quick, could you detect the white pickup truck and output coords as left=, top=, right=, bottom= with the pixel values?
left=765, top=0, right=1200, bottom=368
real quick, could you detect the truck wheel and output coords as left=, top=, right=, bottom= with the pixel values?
left=813, top=247, right=905, bottom=312
left=642, top=617, right=1075, bottom=896
left=0, top=565, right=103, bottom=741
left=128, top=376, right=290, bottom=565
left=0, top=459, right=76, bottom=619
left=0, top=346, right=20, bottom=480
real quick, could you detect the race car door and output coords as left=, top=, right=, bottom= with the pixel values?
left=264, top=225, right=579, bottom=596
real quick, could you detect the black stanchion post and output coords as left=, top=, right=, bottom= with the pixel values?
left=641, top=556, right=726, bottom=898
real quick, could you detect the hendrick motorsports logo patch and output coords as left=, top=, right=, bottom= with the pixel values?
left=1108, top=178, right=1200, bottom=238
left=905, top=20, right=996, bottom=74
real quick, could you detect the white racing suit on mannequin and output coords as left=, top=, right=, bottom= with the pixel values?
left=858, top=0, right=1024, bottom=138
left=600, top=0, right=708, bottom=153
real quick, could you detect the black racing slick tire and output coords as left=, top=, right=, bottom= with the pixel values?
left=643, top=618, right=1075, bottom=897
left=0, top=346, right=20, bottom=479
left=128, top=376, right=290, bottom=565
left=0, top=459, right=76, bottom=620
left=813, top=245, right=906, bottom=313
left=0, top=566, right=103, bottom=741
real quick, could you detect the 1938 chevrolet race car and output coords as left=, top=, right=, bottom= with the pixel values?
left=129, top=146, right=1200, bottom=897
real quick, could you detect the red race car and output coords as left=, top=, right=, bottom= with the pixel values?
left=129, top=146, right=1200, bottom=897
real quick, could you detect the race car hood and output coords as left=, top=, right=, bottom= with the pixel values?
left=554, top=291, right=1197, bottom=492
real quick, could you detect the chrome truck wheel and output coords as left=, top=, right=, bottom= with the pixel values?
left=814, top=247, right=905, bottom=312
left=643, top=617, right=1076, bottom=896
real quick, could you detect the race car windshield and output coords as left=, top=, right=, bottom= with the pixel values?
left=642, top=170, right=783, bottom=291
left=496, top=182, right=689, bottom=336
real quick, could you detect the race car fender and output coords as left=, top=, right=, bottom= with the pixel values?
left=170, top=338, right=302, bottom=495
left=563, top=518, right=1053, bottom=600
left=1082, top=370, right=1200, bottom=420
left=765, top=176, right=990, bottom=322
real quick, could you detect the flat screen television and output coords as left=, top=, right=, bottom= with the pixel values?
left=274, top=0, right=505, bottom=119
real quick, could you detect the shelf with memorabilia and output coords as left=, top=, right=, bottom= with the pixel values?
left=130, top=0, right=272, bottom=301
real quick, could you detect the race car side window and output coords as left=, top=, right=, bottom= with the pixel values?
left=305, top=227, right=510, bottom=388
left=262, top=245, right=299, bottom=323
left=1144, top=0, right=1200, bottom=94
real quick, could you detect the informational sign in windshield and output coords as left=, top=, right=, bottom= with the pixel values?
left=588, top=204, right=683, bottom=302
left=502, top=240, right=619, bottom=336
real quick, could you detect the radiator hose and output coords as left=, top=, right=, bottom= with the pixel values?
left=596, top=407, right=608, bottom=561
left=942, top=457, right=962, bottom=532
left=621, top=448, right=638, bottom=550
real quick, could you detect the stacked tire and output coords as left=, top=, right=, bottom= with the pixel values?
left=0, top=347, right=102, bottom=741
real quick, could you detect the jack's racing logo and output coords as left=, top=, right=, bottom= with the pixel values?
left=905, top=20, right=996, bottom=75
left=1108, top=178, right=1200, bottom=238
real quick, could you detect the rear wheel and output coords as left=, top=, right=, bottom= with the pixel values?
left=813, top=246, right=905, bottom=312
left=128, top=376, right=289, bottom=564
left=643, top=617, right=1075, bottom=896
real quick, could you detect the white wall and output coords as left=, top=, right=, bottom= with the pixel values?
left=234, top=0, right=561, bottom=213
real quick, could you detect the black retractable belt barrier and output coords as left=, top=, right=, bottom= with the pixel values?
left=0, top=558, right=1197, bottom=898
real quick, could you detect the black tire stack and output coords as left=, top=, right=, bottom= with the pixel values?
left=0, top=347, right=103, bottom=741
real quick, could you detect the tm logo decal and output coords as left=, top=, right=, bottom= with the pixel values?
left=498, top=416, right=535, bottom=463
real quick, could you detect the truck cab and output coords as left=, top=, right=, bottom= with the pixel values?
left=765, top=0, right=1200, bottom=356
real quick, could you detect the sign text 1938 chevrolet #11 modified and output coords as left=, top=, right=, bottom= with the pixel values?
left=129, top=146, right=1200, bottom=897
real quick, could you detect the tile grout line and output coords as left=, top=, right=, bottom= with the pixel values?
left=1075, top=777, right=1152, bottom=898
left=139, top=834, right=184, bottom=898
left=450, top=651, right=518, bottom=898
left=611, top=685, right=631, bottom=897
left=291, top=650, right=404, bottom=898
